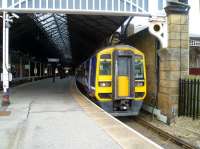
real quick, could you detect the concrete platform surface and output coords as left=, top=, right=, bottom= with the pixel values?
left=0, top=77, right=162, bottom=149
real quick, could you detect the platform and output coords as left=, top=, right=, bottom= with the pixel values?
left=0, top=77, right=162, bottom=149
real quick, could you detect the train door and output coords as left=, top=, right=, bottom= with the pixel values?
left=117, top=57, right=131, bottom=97
left=113, top=50, right=134, bottom=100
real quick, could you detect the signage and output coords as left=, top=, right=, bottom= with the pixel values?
left=48, top=58, right=59, bottom=63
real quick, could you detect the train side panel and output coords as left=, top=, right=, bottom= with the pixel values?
left=95, top=48, right=113, bottom=102
left=88, top=56, right=97, bottom=97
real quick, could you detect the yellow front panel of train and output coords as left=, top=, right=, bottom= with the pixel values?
left=117, top=76, right=129, bottom=97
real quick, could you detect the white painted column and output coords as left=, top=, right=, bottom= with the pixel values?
left=34, top=62, right=37, bottom=78
left=1, top=12, right=11, bottom=106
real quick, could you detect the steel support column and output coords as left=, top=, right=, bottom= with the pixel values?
left=50, top=67, right=52, bottom=76
left=34, top=62, right=37, bottom=78
left=39, top=63, right=42, bottom=77
left=1, top=12, right=11, bottom=106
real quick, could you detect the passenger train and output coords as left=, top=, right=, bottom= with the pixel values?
left=76, top=45, right=146, bottom=116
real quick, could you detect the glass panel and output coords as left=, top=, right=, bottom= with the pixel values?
left=8, top=0, right=12, bottom=7
left=107, top=0, right=112, bottom=10
left=99, top=61, right=111, bottom=75
left=55, top=0, right=60, bottom=8
left=88, top=0, right=93, bottom=9
left=28, top=0, right=33, bottom=8
left=126, top=3, right=130, bottom=11
left=120, top=0, right=124, bottom=11
left=21, top=1, right=26, bottom=8
left=132, top=0, right=136, bottom=4
left=35, top=0, right=39, bottom=8
left=114, top=0, right=118, bottom=11
left=158, top=0, right=163, bottom=10
left=41, top=0, right=46, bottom=8
left=101, top=0, right=106, bottom=10
left=48, top=0, right=53, bottom=8
left=75, top=0, right=80, bottom=9
left=61, top=0, right=67, bottom=9
left=132, top=5, right=136, bottom=11
left=118, top=57, right=128, bottom=76
left=144, top=0, right=148, bottom=11
left=81, top=0, right=86, bottom=9
left=34, top=14, right=71, bottom=59
left=138, top=0, right=142, bottom=8
left=94, top=0, right=99, bottom=10
left=134, top=55, right=144, bottom=80
left=68, top=0, right=73, bottom=9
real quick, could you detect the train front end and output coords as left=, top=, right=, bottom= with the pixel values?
left=95, top=46, right=146, bottom=116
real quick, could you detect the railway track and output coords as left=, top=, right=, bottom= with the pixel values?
left=77, top=84, right=196, bottom=149
left=119, top=116, right=196, bottom=149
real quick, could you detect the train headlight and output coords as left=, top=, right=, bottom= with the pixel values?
left=135, top=81, right=144, bottom=86
left=99, top=81, right=111, bottom=87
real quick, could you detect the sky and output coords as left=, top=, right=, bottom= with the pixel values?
left=189, top=0, right=200, bottom=36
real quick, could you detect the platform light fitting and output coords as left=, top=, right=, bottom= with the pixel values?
left=11, top=13, right=20, bottom=19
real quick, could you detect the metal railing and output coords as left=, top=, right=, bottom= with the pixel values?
left=179, top=78, right=200, bottom=120
left=190, top=40, right=200, bottom=47
left=0, top=0, right=150, bottom=16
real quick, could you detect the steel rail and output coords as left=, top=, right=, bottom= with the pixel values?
left=134, top=117, right=196, bottom=149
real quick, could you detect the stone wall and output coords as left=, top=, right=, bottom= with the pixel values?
left=158, top=9, right=189, bottom=122
left=128, top=30, right=158, bottom=105
left=127, top=3, right=190, bottom=123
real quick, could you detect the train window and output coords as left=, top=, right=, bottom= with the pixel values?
left=134, top=56, right=144, bottom=80
left=99, top=61, right=111, bottom=75
left=118, top=57, right=129, bottom=76
left=100, top=54, right=111, bottom=59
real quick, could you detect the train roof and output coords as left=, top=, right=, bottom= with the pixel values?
left=99, top=44, right=144, bottom=55
left=78, top=44, right=144, bottom=67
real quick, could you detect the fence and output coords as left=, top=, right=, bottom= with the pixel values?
left=179, top=78, right=200, bottom=120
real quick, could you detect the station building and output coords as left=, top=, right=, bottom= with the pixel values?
left=0, top=0, right=192, bottom=123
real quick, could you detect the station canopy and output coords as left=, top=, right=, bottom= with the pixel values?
left=1, top=0, right=150, bottom=66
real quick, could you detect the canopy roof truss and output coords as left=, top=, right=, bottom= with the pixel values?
left=33, top=13, right=71, bottom=59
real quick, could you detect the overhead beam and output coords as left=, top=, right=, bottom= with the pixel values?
left=0, top=0, right=157, bottom=17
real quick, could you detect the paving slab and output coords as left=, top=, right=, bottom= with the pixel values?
left=0, top=78, right=121, bottom=149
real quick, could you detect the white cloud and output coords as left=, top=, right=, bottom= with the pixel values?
left=189, top=0, right=200, bottom=36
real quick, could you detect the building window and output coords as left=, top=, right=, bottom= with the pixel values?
left=158, top=0, right=164, bottom=11
left=137, top=0, right=148, bottom=11
left=138, top=0, right=143, bottom=9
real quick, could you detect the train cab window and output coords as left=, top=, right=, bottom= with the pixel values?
left=99, top=61, right=111, bottom=75
left=134, top=55, right=144, bottom=80
left=118, top=57, right=129, bottom=76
